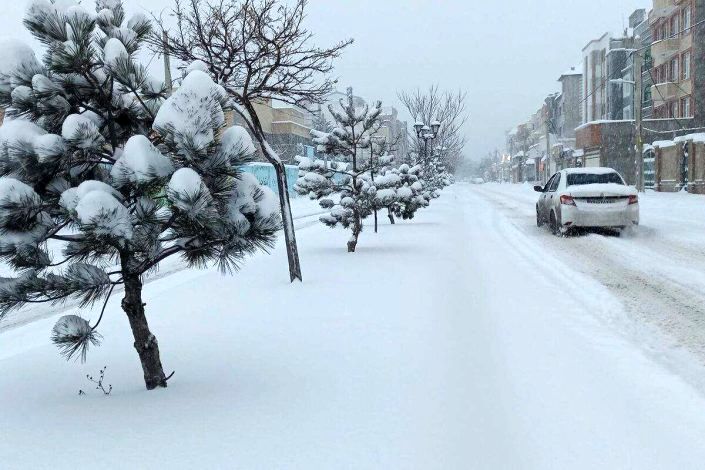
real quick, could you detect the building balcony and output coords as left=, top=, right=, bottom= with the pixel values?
left=651, top=82, right=679, bottom=106
left=651, top=37, right=681, bottom=65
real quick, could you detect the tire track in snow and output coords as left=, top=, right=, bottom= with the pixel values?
left=469, top=185, right=705, bottom=391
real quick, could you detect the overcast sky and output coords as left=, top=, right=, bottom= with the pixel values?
left=3, top=0, right=649, bottom=160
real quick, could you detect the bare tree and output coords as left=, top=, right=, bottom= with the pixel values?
left=151, top=0, right=353, bottom=282
left=398, top=86, right=468, bottom=173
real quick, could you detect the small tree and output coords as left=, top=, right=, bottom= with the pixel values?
left=387, top=164, right=430, bottom=222
left=0, top=0, right=279, bottom=390
left=295, top=90, right=393, bottom=252
left=153, top=0, right=353, bottom=282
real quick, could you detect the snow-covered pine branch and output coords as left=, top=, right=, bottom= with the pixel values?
left=0, top=0, right=280, bottom=391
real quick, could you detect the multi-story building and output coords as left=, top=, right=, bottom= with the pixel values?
left=229, top=98, right=316, bottom=164
left=556, top=67, right=583, bottom=139
left=649, top=0, right=704, bottom=125
left=582, top=33, right=610, bottom=122
left=582, top=32, right=637, bottom=123
left=622, top=9, right=654, bottom=120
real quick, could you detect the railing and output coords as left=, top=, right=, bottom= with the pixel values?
left=241, top=162, right=300, bottom=197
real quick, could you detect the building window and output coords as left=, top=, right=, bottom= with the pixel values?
left=682, top=6, right=692, bottom=32
left=682, top=97, right=692, bottom=118
left=670, top=57, right=679, bottom=82
left=682, top=52, right=691, bottom=80
left=669, top=101, right=678, bottom=118
left=671, top=14, right=680, bottom=38
left=643, top=86, right=652, bottom=106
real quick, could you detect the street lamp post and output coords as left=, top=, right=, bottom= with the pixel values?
left=414, top=118, right=442, bottom=163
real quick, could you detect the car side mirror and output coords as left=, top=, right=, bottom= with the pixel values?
left=534, top=185, right=544, bottom=193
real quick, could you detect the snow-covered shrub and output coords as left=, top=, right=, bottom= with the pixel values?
left=295, top=89, right=397, bottom=252
left=0, top=0, right=280, bottom=390
left=388, top=164, right=430, bottom=221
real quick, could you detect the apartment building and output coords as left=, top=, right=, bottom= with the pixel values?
left=649, top=0, right=704, bottom=125
left=582, top=32, right=638, bottom=123
left=622, top=9, right=654, bottom=120
left=556, top=67, right=583, bottom=139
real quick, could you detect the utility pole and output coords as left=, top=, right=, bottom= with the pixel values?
left=545, top=110, right=552, bottom=183
left=163, top=31, right=173, bottom=96
left=634, top=50, right=644, bottom=192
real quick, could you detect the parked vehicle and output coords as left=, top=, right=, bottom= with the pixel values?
left=534, top=168, right=639, bottom=236
left=472, top=177, right=485, bottom=184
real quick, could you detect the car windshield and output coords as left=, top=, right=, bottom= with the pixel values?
left=567, top=172, right=624, bottom=186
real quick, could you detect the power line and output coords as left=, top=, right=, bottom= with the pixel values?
left=645, top=66, right=691, bottom=131
left=637, top=17, right=705, bottom=53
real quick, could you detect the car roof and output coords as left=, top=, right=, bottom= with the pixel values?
left=561, top=167, right=619, bottom=175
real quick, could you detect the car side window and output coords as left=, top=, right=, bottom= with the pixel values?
left=549, top=174, right=561, bottom=192
left=544, top=175, right=555, bottom=193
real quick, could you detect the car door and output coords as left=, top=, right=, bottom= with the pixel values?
left=540, top=174, right=557, bottom=218
left=547, top=172, right=561, bottom=214
left=539, top=175, right=552, bottom=218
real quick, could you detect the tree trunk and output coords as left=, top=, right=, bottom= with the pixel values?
left=252, top=129, right=302, bottom=282
left=388, top=208, right=395, bottom=225
left=347, top=213, right=362, bottom=253
left=271, top=159, right=303, bottom=282
left=121, top=272, right=167, bottom=390
left=374, top=209, right=378, bottom=233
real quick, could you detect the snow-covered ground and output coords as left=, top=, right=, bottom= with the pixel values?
left=474, top=182, right=705, bottom=387
left=3, top=185, right=705, bottom=469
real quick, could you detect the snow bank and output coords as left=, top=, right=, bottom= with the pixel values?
left=653, top=140, right=676, bottom=148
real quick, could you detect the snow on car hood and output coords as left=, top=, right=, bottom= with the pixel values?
left=568, top=183, right=637, bottom=197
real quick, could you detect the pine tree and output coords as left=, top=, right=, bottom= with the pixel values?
left=387, top=164, right=430, bottom=221
left=0, top=0, right=280, bottom=390
left=295, top=89, right=394, bottom=252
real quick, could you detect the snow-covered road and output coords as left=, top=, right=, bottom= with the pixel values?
left=473, top=183, right=705, bottom=387
left=3, top=184, right=705, bottom=469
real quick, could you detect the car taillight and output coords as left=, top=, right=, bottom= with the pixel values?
left=628, top=195, right=639, bottom=205
left=560, top=195, right=576, bottom=206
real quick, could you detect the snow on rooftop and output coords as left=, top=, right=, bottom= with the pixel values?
left=674, top=133, right=705, bottom=144
left=653, top=140, right=676, bottom=148
left=575, top=120, right=634, bottom=131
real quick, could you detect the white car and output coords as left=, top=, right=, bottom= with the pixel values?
left=535, top=167, right=639, bottom=235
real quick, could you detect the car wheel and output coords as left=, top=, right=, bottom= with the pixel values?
left=536, top=207, right=544, bottom=227
left=550, top=211, right=559, bottom=236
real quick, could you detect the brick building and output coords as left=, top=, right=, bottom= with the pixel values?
left=649, top=0, right=704, bottom=125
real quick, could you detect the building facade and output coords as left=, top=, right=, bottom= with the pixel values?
left=649, top=0, right=704, bottom=126
left=582, top=32, right=637, bottom=123
left=556, top=68, right=583, bottom=139
left=622, top=9, right=654, bottom=120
